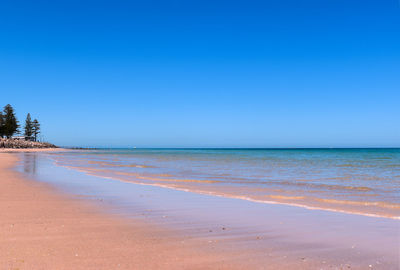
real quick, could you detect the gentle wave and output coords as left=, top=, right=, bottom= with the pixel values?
left=81, top=163, right=376, bottom=192
left=87, top=160, right=154, bottom=168
left=56, top=163, right=400, bottom=219
left=50, top=148, right=400, bottom=220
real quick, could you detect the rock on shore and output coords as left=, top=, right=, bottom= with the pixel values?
left=0, top=138, right=57, bottom=149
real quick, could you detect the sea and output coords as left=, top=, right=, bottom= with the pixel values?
left=44, top=148, right=400, bottom=219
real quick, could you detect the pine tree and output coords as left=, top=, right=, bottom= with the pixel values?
left=32, top=119, right=41, bottom=142
left=0, top=112, right=4, bottom=138
left=3, top=104, right=19, bottom=138
left=24, top=113, right=33, bottom=138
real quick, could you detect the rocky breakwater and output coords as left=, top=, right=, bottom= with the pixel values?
left=0, top=138, right=57, bottom=149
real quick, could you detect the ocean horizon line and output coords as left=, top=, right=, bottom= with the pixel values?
left=64, top=147, right=400, bottom=150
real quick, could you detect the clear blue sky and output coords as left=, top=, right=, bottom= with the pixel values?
left=1, top=0, right=399, bottom=147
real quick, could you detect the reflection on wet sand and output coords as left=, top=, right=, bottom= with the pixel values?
left=14, top=151, right=400, bottom=270
left=22, top=152, right=38, bottom=175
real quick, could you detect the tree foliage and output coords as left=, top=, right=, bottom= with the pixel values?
left=32, top=119, right=41, bottom=142
left=0, top=105, right=43, bottom=142
left=24, top=113, right=33, bottom=137
left=3, top=104, right=20, bottom=138
left=0, top=112, right=4, bottom=138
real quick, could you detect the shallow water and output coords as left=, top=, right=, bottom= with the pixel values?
left=46, top=148, right=400, bottom=218
left=15, top=151, right=400, bottom=269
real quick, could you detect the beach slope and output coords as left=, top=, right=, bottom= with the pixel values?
left=0, top=152, right=239, bottom=269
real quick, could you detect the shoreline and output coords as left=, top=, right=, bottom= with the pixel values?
left=53, top=149, right=399, bottom=220
left=0, top=152, right=246, bottom=269
left=2, top=151, right=399, bottom=269
left=65, top=164, right=400, bottom=220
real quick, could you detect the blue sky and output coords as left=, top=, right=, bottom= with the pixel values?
left=0, top=0, right=399, bottom=147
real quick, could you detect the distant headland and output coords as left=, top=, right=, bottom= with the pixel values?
left=0, top=104, right=57, bottom=149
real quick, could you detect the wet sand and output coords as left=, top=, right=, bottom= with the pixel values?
left=50, top=148, right=400, bottom=220
left=1, top=150, right=399, bottom=269
left=0, top=151, right=243, bottom=269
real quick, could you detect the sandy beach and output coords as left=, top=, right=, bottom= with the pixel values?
left=2, top=0, right=398, bottom=268
left=0, top=151, right=244, bottom=269
left=1, top=150, right=399, bottom=269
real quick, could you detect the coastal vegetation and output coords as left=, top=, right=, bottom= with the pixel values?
left=24, top=113, right=41, bottom=142
left=0, top=104, right=20, bottom=139
left=0, top=104, right=56, bottom=148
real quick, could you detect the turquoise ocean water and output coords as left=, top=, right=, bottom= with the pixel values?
left=49, top=148, right=400, bottom=219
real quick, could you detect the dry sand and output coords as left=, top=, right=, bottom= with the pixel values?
left=1, top=149, right=397, bottom=269
left=0, top=151, right=244, bottom=269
